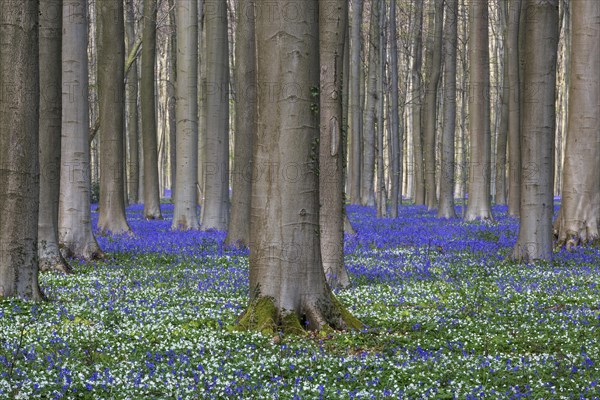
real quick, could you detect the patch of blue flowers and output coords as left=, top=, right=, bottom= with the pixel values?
left=0, top=201, right=598, bottom=399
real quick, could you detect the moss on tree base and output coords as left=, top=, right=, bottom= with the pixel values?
left=237, top=294, right=363, bottom=336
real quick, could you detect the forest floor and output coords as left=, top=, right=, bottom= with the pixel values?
left=1, top=201, right=599, bottom=399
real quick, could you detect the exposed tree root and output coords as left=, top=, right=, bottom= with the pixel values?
left=237, top=294, right=362, bottom=336
left=554, top=213, right=600, bottom=250
left=39, top=254, right=73, bottom=275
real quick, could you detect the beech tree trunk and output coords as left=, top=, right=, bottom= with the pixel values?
left=388, top=0, right=401, bottom=218
left=437, top=0, right=458, bottom=219
left=172, top=0, right=200, bottom=230
left=0, top=0, right=44, bottom=300
left=465, top=0, right=493, bottom=221
left=411, top=1, right=425, bottom=205
left=361, top=0, right=379, bottom=207
left=38, top=0, right=71, bottom=274
left=512, top=0, right=559, bottom=261
left=506, top=0, right=522, bottom=216
left=125, top=0, right=139, bottom=204
left=201, top=0, right=230, bottom=230
left=348, top=0, right=363, bottom=204
left=423, top=0, right=443, bottom=210
left=226, top=0, right=255, bottom=246
left=59, top=0, right=103, bottom=260
left=376, top=0, right=387, bottom=218
left=554, top=0, right=599, bottom=248
left=319, top=0, right=351, bottom=289
left=241, top=0, right=361, bottom=334
left=97, top=0, right=132, bottom=235
left=141, top=0, right=162, bottom=219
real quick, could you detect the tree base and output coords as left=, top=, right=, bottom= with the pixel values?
left=39, top=254, right=73, bottom=275
left=237, top=294, right=362, bottom=336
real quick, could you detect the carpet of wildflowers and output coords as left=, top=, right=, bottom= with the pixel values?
left=1, top=202, right=599, bottom=399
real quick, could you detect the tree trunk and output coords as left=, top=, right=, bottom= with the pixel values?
left=361, top=0, right=379, bottom=207
left=0, top=0, right=44, bottom=300
left=437, top=0, right=458, bottom=219
left=59, top=0, right=103, bottom=260
left=388, top=0, right=401, bottom=218
left=506, top=0, right=522, bottom=216
left=495, top=0, right=508, bottom=205
left=168, top=0, right=177, bottom=199
left=348, top=0, right=363, bottom=204
left=38, top=0, right=72, bottom=274
left=411, top=1, right=425, bottom=205
left=376, top=0, right=387, bottom=218
left=97, top=0, right=132, bottom=235
left=125, top=0, right=139, bottom=204
left=201, top=0, right=230, bottom=230
left=141, top=0, right=162, bottom=219
left=554, top=0, right=599, bottom=248
left=226, top=0, right=255, bottom=246
left=171, top=0, right=200, bottom=230
left=241, top=0, right=361, bottom=334
left=319, top=0, right=351, bottom=289
left=465, top=0, right=493, bottom=221
left=512, top=0, right=559, bottom=261
left=423, top=0, right=443, bottom=210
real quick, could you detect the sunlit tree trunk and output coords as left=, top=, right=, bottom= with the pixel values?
left=0, top=0, right=44, bottom=300
left=141, top=0, right=162, bottom=219
left=507, top=0, right=522, bottom=216
left=554, top=0, right=599, bottom=248
left=226, top=0, right=255, bottom=246
left=465, top=0, right=493, bottom=221
left=171, top=0, right=200, bottom=230
left=361, top=0, right=379, bottom=207
left=411, top=1, right=425, bottom=205
left=241, top=0, right=360, bottom=334
left=97, top=0, right=131, bottom=235
left=438, top=0, right=458, bottom=219
left=512, top=0, right=559, bottom=261
left=423, top=0, right=443, bottom=210
left=59, top=0, right=103, bottom=260
left=201, top=0, right=230, bottom=230
left=348, top=0, right=363, bottom=204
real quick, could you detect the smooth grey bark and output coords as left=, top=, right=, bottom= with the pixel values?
left=141, top=0, right=162, bottom=219
left=554, top=0, right=599, bottom=248
left=465, top=0, right=493, bottom=221
left=411, top=1, right=425, bottom=205
left=244, top=0, right=360, bottom=333
left=512, top=0, right=559, bottom=261
left=437, top=0, right=458, bottom=219
left=226, top=0, right=255, bottom=246
left=197, top=0, right=206, bottom=206
left=0, top=0, right=44, bottom=300
left=319, top=0, right=351, bottom=289
left=97, top=0, right=132, bottom=235
left=168, top=0, right=177, bottom=199
left=495, top=0, right=509, bottom=205
left=361, top=0, right=379, bottom=207
left=506, top=0, right=522, bottom=216
left=388, top=0, right=401, bottom=218
left=59, top=0, right=103, bottom=260
left=125, top=0, right=140, bottom=204
left=423, top=0, right=443, bottom=210
left=38, top=0, right=72, bottom=274
left=172, top=0, right=200, bottom=231
left=376, top=0, right=387, bottom=218
left=201, top=0, right=229, bottom=230
left=348, top=0, right=363, bottom=205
